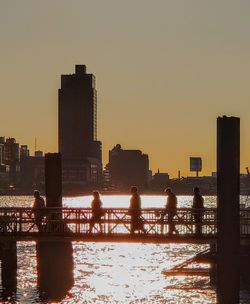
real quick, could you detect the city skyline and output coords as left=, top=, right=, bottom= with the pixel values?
left=1, top=1, right=250, bottom=176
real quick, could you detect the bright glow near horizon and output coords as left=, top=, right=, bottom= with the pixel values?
left=1, top=1, right=250, bottom=176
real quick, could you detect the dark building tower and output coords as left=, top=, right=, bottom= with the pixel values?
left=59, top=65, right=97, bottom=159
left=58, top=65, right=102, bottom=190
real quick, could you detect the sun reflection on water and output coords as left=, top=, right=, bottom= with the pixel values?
left=0, top=195, right=220, bottom=303
left=68, top=242, right=215, bottom=303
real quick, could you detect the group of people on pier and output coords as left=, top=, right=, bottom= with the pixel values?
left=87, top=186, right=204, bottom=235
left=33, top=187, right=204, bottom=235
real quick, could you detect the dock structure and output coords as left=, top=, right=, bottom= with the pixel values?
left=0, top=206, right=249, bottom=243
left=0, top=117, right=247, bottom=303
left=162, top=248, right=214, bottom=277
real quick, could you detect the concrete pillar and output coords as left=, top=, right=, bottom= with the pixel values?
left=36, top=241, right=74, bottom=301
left=0, top=241, right=17, bottom=299
left=217, top=116, right=240, bottom=304
left=45, top=153, right=62, bottom=208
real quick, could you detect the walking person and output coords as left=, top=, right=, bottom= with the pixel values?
left=192, top=187, right=204, bottom=235
left=163, top=188, right=178, bottom=235
left=128, top=186, right=146, bottom=234
left=32, top=190, right=46, bottom=232
left=89, top=191, right=104, bottom=233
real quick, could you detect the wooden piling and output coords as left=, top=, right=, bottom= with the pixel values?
left=45, top=153, right=62, bottom=208
left=217, top=116, right=240, bottom=304
left=0, top=241, right=17, bottom=298
left=36, top=241, right=74, bottom=301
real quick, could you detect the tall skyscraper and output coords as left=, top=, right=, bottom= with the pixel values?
left=59, top=65, right=97, bottom=159
left=58, top=65, right=102, bottom=189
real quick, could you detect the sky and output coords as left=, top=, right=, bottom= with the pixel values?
left=0, top=0, right=250, bottom=177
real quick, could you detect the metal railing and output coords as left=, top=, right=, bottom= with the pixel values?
left=0, top=207, right=249, bottom=237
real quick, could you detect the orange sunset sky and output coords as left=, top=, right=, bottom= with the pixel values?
left=1, top=1, right=250, bottom=177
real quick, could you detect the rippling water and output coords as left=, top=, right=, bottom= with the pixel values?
left=0, top=195, right=250, bottom=303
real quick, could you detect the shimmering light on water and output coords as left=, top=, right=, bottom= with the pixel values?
left=0, top=195, right=250, bottom=303
left=0, top=194, right=217, bottom=208
left=64, top=195, right=217, bottom=209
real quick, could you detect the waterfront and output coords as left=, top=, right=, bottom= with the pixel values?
left=0, top=195, right=250, bottom=303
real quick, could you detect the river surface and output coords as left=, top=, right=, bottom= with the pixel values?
left=0, top=195, right=249, bottom=303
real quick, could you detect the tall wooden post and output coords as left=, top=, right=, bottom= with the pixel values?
left=36, top=242, right=74, bottom=301
left=217, top=116, right=240, bottom=304
left=1, top=241, right=17, bottom=298
left=45, top=153, right=62, bottom=207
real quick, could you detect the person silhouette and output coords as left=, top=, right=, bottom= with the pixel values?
left=32, top=190, right=46, bottom=232
left=192, top=187, right=204, bottom=235
left=128, top=186, right=146, bottom=234
left=163, top=188, right=178, bottom=235
left=89, top=191, right=104, bottom=233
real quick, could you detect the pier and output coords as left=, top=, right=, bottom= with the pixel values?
left=0, top=206, right=249, bottom=243
left=0, top=116, right=247, bottom=303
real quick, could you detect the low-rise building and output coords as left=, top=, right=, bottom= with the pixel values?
left=108, top=144, right=149, bottom=191
left=150, top=170, right=170, bottom=191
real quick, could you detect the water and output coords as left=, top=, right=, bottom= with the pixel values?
left=0, top=195, right=249, bottom=303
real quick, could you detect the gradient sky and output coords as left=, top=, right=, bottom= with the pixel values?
left=1, top=0, right=250, bottom=177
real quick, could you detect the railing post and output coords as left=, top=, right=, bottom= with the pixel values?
left=217, top=116, right=240, bottom=304
left=108, top=210, right=111, bottom=234
left=19, top=210, right=22, bottom=233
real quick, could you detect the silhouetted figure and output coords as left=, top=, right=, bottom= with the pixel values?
left=32, top=190, right=45, bottom=232
left=89, top=191, right=104, bottom=233
left=163, top=188, right=178, bottom=235
left=192, top=187, right=204, bottom=235
left=129, top=186, right=146, bottom=234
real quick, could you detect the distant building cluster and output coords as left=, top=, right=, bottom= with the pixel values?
left=57, top=65, right=154, bottom=193
left=0, top=137, right=44, bottom=192
left=3, top=64, right=248, bottom=195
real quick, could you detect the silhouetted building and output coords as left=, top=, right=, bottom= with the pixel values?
left=0, top=143, right=4, bottom=166
left=0, top=137, right=5, bottom=168
left=3, top=138, right=20, bottom=186
left=20, top=145, right=30, bottom=158
left=4, top=138, right=19, bottom=165
left=35, top=150, right=43, bottom=157
left=108, top=144, right=149, bottom=190
left=59, top=64, right=100, bottom=160
left=0, top=138, right=46, bottom=191
left=20, top=155, right=45, bottom=191
left=0, top=165, right=8, bottom=188
left=150, top=170, right=170, bottom=190
left=103, top=165, right=111, bottom=189
left=58, top=65, right=102, bottom=189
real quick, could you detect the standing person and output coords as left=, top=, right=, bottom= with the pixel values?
left=192, top=187, right=204, bottom=235
left=32, top=190, right=46, bottom=232
left=89, top=191, right=104, bottom=233
left=163, top=188, right=178, bottom=235
left=129, top=186, right=146, bottom=234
